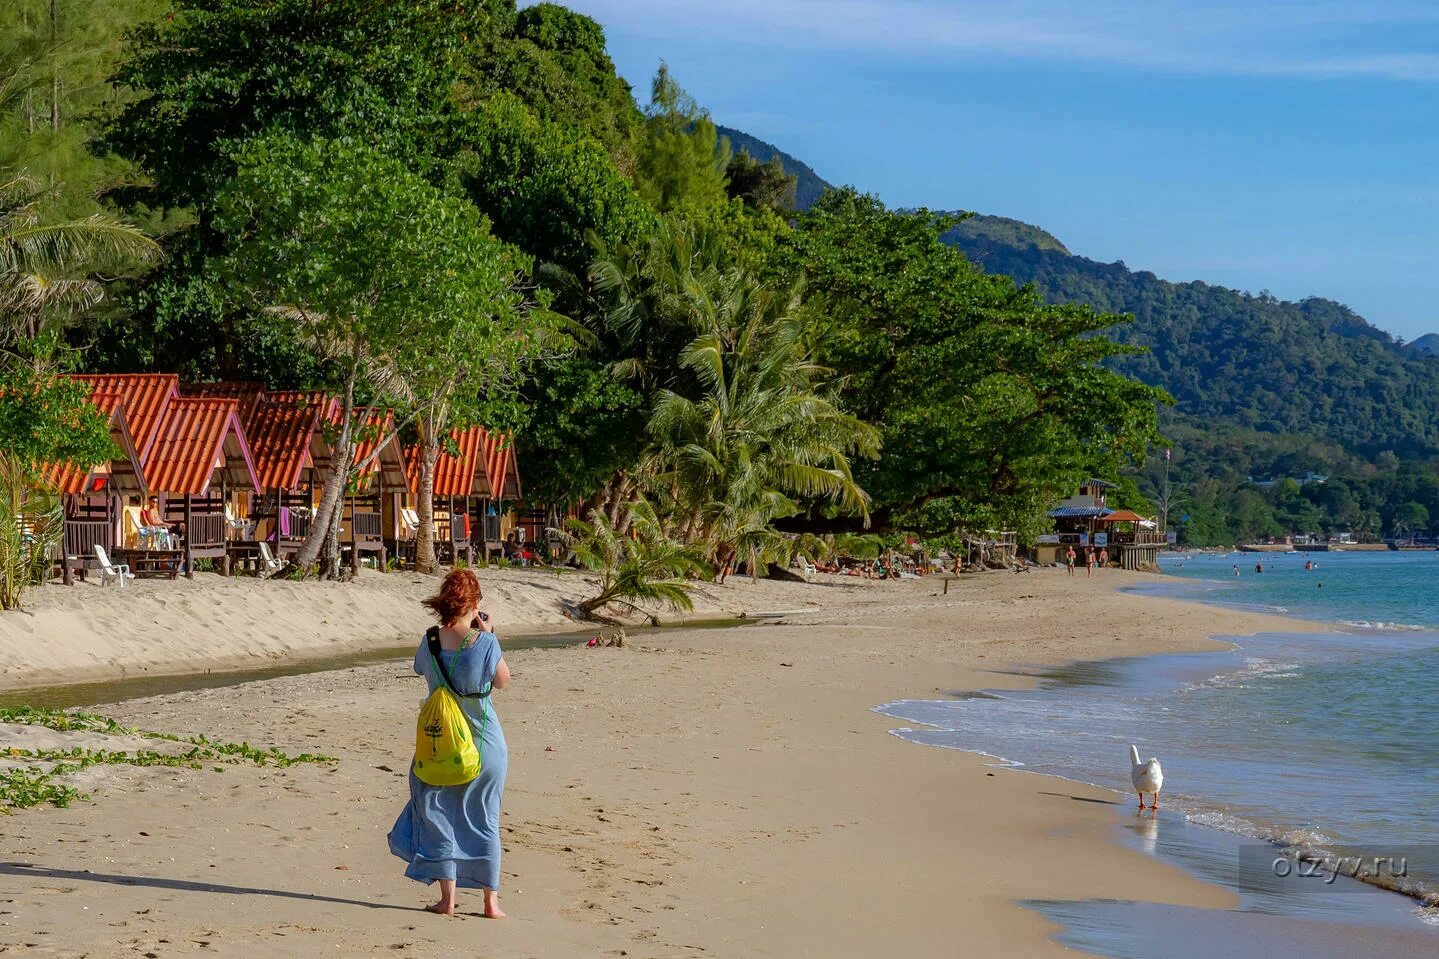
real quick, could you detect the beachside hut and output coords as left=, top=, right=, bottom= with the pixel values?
left=333, top=408, right=406, bottom=572
left=66, top=374, right=181, bottom=575
left=44, top=390, right=147, bottom=583
left=470, top=428, right=522, bottom=559
left=1094, top=509, right=1165, bottom=570
left=399, top=426, right=526, bottom=567
left=242, top=390, right=337, bottom=559
left=142, top=395, right=261, bottom=576
left=401, top=427, right=492, bottom=567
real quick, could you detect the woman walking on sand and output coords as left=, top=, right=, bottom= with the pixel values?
left=1065, top=545, right=1076, bottom=576
left=389, top=569, right=511, bottom=918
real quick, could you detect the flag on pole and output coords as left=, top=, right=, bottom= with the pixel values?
left=1164, top=448, right=1171, bottom=461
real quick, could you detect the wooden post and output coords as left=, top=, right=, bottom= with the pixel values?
left=61, top=494, right=73, bottom=586
left=220, top=478, right=232, bottom=576
left=183, top=493, right=194, bottom=579
left=463, top=494, right=472, bottom=566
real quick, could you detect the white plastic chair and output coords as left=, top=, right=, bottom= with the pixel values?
left=93, top=544, right=134, bottom=588
left=257, top=541, right=283, bottom=573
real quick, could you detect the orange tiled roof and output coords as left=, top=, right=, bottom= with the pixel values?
left=330, top=406, right=406, bottom=491
left=481, top=428, right=520, bottom=500
left=244, top=391, right=333, bottom=491
left=181, top=381, right=266, bottom=421
left=404, top=427, right=486, bottom=497
left=403, top=426, right=519, bottom=499
left=71, top=373, right=179, bottom=460
left=144, top=396, right=260, bottom=494
left=44, top=392, right=146, bottom=496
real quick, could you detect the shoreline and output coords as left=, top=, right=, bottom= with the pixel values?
left=0, top=566, right=1377, bottom=956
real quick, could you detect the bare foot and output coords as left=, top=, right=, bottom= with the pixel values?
left=483, top=894, right=506, bottom=919
left=425, top=901, right=455, bottom=916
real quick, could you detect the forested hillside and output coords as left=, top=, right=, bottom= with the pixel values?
left=944, top=219, right=1439, bottom=458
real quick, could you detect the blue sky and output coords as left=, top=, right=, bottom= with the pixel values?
left=558, top=1, right=1439, bottom=340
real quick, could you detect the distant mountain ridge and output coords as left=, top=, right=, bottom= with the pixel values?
left=1408, top=333, right=1439, bottom=356
left=716, top=125, right=830, bottom=210
left=942, top=215, right=1439, bottom=457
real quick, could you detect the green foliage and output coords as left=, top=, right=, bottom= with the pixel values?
left=557, top=499, right=710, bottom=619
left=0, top=359, right=115, bottom=610
left=725, top=150, right=797, bottom=213
left=107, top=0, right=479, bottom=207
left=634, top=65, right=730, bottom=213
left=514, top=356, right=648, bottom=507
left=490, top=3, right=641, bottom=162
left=0, top=706, right=334, bottom=809
left=452, top=93, right=654, bottom=275
left=0, top=0, right=172, bottom=228
left=646, top=265, right=880, bottom=567
left=215, top=135, right=531, bottom=393
left=782, top=189, right=1167, bottom=534
left=715, top=126, right=831, bottom=211
left=1, top=170, right=158, bottom=349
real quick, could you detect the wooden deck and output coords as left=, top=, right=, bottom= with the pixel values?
left=112, top=547, right=182, bottom=579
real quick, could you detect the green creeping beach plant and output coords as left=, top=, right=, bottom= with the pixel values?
left=0, top=707, right=336, bottom=810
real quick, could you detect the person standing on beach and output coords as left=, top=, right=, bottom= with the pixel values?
left=1065, top=545, right=1076, bottom=576
left=1085, top=545, right=1096, bottom=578
left=389, top=569, right=511, bottom=918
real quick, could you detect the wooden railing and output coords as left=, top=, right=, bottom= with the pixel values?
left=187, top=512, right=226, bottom=550
left=482, top=513, right=500, bottom=543
left=446, top=513, right=469, bottom=547
left=64, top=519, right=111, bottom=561
left=351, top=510, right=381, bottom=543
left=285, top=509, right=312, bottom=542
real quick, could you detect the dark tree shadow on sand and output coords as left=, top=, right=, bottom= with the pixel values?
left=0, top=862, right=413, bottom=912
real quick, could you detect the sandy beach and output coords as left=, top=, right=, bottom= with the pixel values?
left=0, top=567, right=1325, bottom=956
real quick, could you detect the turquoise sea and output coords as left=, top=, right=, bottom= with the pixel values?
left=877, top=550, right=1439, bottom=952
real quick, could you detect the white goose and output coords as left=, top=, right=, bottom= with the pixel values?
left=1129, top=745, right=1163, bottom=809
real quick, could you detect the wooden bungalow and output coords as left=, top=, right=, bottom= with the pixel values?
left=67, top=374, right=180, bottom=576
left=335, top=408, right=406, bottom=572
left=142, top=396, right=261, bottom=576
left=401, top=428, right=488, bottom=567
left=470, top=428, right=521, bottom=560
left=44, top=391, right=147, bottom=583
left=66, top=375, right=262, bottom=577
left=242, top=390, right=337, bottom=559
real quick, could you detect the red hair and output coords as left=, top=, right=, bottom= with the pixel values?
left=422, top=569, right=481, bottom=624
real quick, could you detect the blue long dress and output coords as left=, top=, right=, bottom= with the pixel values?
left=388, top=631, right=508, bottom=890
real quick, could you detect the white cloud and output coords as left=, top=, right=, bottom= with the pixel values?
left=563, top=0, right=1439, bottom=80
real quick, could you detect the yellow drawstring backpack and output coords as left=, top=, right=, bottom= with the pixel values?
left=413, top=626, right=489, bottom=787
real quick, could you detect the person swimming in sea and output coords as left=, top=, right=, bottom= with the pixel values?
left=1255, top=562, right=1264, bottom=573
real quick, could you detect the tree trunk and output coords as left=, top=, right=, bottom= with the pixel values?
left=291, top=371, right=356, bottom=575
left=415, top=421, right=440, bottom=575
left=48, top=0, right=60, bottom=131
left=320, top=491, right=345, bottom=579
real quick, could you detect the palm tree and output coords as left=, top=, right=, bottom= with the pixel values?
left=647, top=271, right=880, bottom=575
left=0, top=171, right=158, bottom=358
left=554, top=498, right=710, bottom=621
